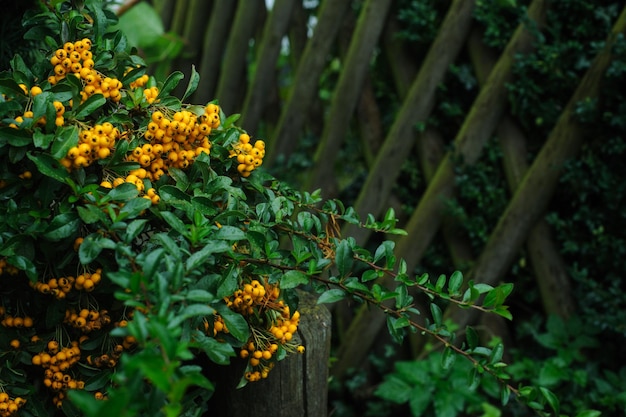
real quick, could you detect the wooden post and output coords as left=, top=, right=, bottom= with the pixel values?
left=208, top=291, right=331, bottom=417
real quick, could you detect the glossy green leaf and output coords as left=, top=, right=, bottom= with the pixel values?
left=335, top=239, right=353, bottom=278
left=51, top=124, right=79, bottom=159
left=72, top=94, right=106, bottom=120
left=213, top=225, right=246, bottom=241
left=79, top=234, right=116, bottom=264
left=317, top=288, right=345, bottom=304
left=160, top=211, right=188, bottom=237
left=280, top=270, right=310, bottom=289
left=158, top=71, right=184, bottom=98
left=27, top=152, right=70, bottom=183
left=466, top=326, right=479, bottom=350
left=116, top=197, right=152, bottom=221
left=181, top=65, right=200, bottom=102
left=430, top=303, right=443, bottom=327
left=441, top=345, right=456, bottom=371
left=43, top=213, right=80, bottom=241
left=448, top=270, right=463, bottom=295
left=215, top=304, right=249, bottom=342
left=185, top=241, right=231, bottom=271
left=539, top=386, right=560, bottom=414
left=107, top=182, right=140, bottom=201
left=1, top=127, right=32, bottom=147
left=168, top=304, right=216, bottom=330
left=575, top=411, right=602, bottom=417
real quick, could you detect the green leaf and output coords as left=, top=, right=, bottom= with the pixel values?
left=44, top=213, right=80, bottom=241
left=116, top=197, right=152, bottom=221
left=33, top=131, right=54, bottom=149
left=169, top=304, right=216, bottom=329
left=159, top=184, right=191, bottom=206
left=373, top=240, right=394, bottom=263
left=67, top=390, right=101, bottom=416
left=409, top=386, right=433, bottom=417
left=107, top=182, right=140, bottom=201
left=27, top=152, right=70, bottom=183
left=192, top=330, right=235, bottom=365
left=466, top=326, right=479, bottom=350
left=317, top=288, right=345, bottom=304
left=7, top=255, right=38, bottom=281
left=501, top=384, right=512, bottom=407
left=181, top=65, right=200, bottom=102
left=72, top=94, right=106, bottom=120
left=214, top=225, right=246, bottom=241
left=494, top=306, right=513, bottom=320
left=374, top=375, right=412, bottom=404
left=125, top=219, right=149, bottom=243
left=575, top=411, right=602, bottom=417
left=185, top=241, right=231, bottom=271
left=430, top=303, right=443, bottom=327
left=435, top=274, right=447, bottom=292
left=77, top=205, right=108, bottom=225
left=361, top=269, right=379, bottom=282
left=215, top=304, right=249, bottom=342
left=51, top=125, right=79, bottom=159
left=490, top=343, right=504, bottom=364
left=160, top=211, right=188, bottom=237
left=167, top=167, right=189, bottom=191
left=185, top=289, right=215, bottom=303
left=158, top=71, right=184, bottom=98
left=335, top=239, right=353, bottom=278
left=280, top=270, right=310, bottom=289
left=0, top=127, right=32, bottom=147
left=79, top=234, right=116, bottom=264
left=448, top=270, right=463, bottom=295
left=441, top=345, right=456, bottom=371
left=468, top=367, right=481, bottom=390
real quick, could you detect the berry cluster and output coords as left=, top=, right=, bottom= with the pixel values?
left=131, top=107, right=215, bottom=175
left=0, top=259, right=18, bottom=276
left=0, top=308, right=34, bottom=329
left=0, top=392, right=26, bottom=417
left=206, top=314, right=229, bottom=336
left=224, top=277, right=304, bottom=382
left=98, top=105, right=219, bottom=203
left=60, top=123, right=121, bottom=170
left=29, top=268, right=102, bottom=299
left=48, top=39, right=124, bottom=104
left=31, top=340, right=85, bottom=409
left=226, top=279, right=272, bottom=315
left=143, top=86, right=160, bottom=104
left=64, top=307, right=111, bottom=333
left=230, top=133, right=265, bottom=177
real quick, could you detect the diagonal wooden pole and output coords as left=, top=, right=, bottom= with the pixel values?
left=449, top=4, right=626, bottom=330
left=331, top=0, right=548, bottom=379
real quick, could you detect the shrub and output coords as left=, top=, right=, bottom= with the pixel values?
left=0, top=2, right=551, bottom=417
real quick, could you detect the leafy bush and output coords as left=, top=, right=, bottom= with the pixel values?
left=0, top=2, right=574, bottom=417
